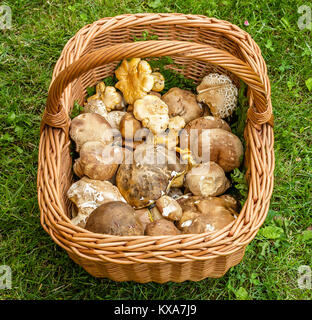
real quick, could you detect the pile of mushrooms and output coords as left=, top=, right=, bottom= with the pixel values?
left=67, top=58, right=244, bottom=236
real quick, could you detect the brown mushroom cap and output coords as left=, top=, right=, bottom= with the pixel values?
left=179, top=116, right=231, bottom=149
left=69, top=113, right=113, bottom=152
left=180, top=211, right=234, bottom=234
left=155, top=195, right=182, bottom=221
left=185, top=161, right=230, bottom=197
left=116, top=163, right=170, bottom=208
left=176, top=195, right=237, bottom=234
left=85, top=201, right=144, bottom=236
left=73, top=142, right=122, bottom=181
left=120, top=112, right=142, bottom=140
left=191, top=128, right=244, bottom=172
left=161, top=87, right=203, bottom=124
left=145, top=219, right=181, bottom=236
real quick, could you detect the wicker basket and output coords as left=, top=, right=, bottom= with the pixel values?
left=37, top=13, right=274, bottom=283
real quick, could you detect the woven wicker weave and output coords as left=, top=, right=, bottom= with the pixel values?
left=37, top=13, right=274, bottom=283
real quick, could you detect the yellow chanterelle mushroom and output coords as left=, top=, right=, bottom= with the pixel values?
left=85, top=81, right=124, bottom=114
left=115, top=58, right=155, bottom=104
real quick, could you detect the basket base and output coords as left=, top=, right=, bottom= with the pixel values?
left=68, top=247, right=246, bottom=283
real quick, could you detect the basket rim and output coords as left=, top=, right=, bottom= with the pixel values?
left=37, top=13, right=275, bottom=265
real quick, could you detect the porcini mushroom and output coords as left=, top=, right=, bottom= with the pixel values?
left=67, top=177, right=126, bottom=227
left=85, top=201, right=144, bottom=236
left=69, top=113, right=113, bottom=152
left=161, top=87, right=203, bottom=124
left=179, top=115, right=231, bottom=149
left=191, top=128, right=244, bottom=172
left=120, top=112, right=142, bottom=140
left=185, top=161, right=230, bottom=197
left=133, top=143, right=186, bottom=177
left=176, top=195, right=237, bottom=234
left=73, top=142, right=124, bottom=181
left=196, top=73, right=238, bottom=118
left=156, top=195, right=183, bottom=221
left=116, top=163, right=171, bottom=208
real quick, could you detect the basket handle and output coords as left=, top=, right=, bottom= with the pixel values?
left=41, top=40, right=273, bottom=133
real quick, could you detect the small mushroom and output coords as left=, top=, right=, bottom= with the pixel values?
left=179, top=116, right=231, bottom=149
left=151, top=72, right=165, bottom=92
left=73, top=142, right=123, bottom=181
left=85, top=201, right=144, bottom=236
left=196, top=73, right=238, bottom=118
left=101, top=86, right=124, bottom=112
left=133, top=94, right=169, bottom=134
left=191, top=128, right=244, bottom=172
left=120, top=112, right=142, bottom=140
left=145, top=219, right=181, bottom=236
left=115, top=58, right=155, bottom=104
left=185, top=162, right=230, bottom=197
left=85, top=81, right=124, bottom=113
left=67, top=177, right=126, bottom=228
left=69, top=113, right=113, bottom=152
left=161, top=87, right=203, bottom=124
left=156, top=195, right=182, bottom=221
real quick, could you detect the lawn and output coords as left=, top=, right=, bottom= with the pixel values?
left=0, top=0, right=311, bottom=300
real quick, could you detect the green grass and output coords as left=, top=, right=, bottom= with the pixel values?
left=0, top=0, right=312, bottom=300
